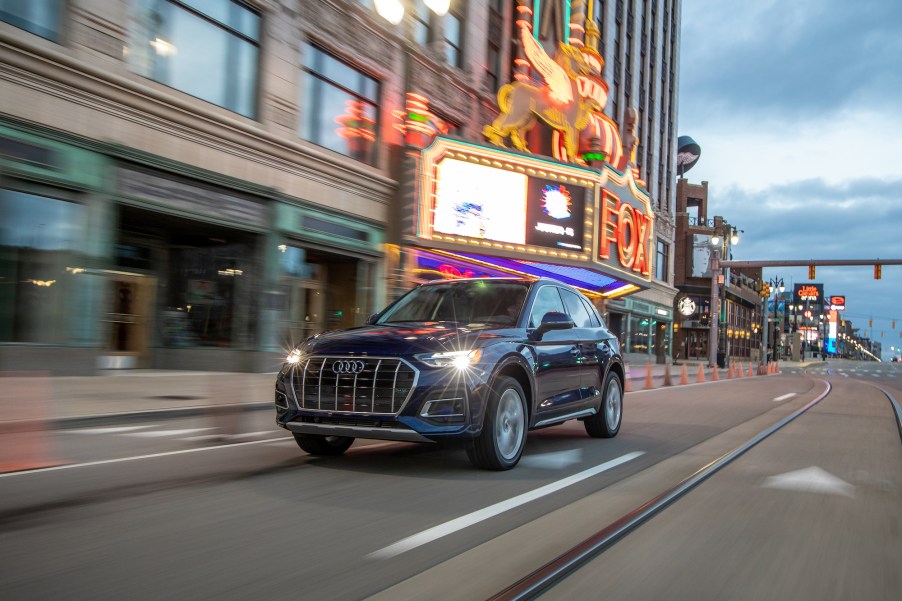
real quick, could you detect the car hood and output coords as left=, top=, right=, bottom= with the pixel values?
left=298, top=323, right=511, bottom=356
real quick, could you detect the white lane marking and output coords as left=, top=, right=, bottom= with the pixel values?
left=367, top=451, right=645, bottom=560
left=761, top=466, right=855, bottom=497
left=68, top=425, right=156, bottom=434
left=773, top=393, right=797, bottom=402
left=125, top=428, right=214, bottom=437
left=0, top=437, right=291, bottom=478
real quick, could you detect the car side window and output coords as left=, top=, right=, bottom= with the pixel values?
left=560, top=288, right=594, bottom=328
left=528, top=286, right=566, bottom=328
left=579, top=296, right=601, bottom=327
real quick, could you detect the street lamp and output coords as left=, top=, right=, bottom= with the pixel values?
left=760, top=276, right=785, bottom=368
left=708, top=222, right=741, bottom=368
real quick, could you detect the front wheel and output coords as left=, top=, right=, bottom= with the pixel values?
left=467, top=376, right=528, bottom=470
left=585, top=371, right=622, bottom=438
left=292, top=433, right=354, bottom=456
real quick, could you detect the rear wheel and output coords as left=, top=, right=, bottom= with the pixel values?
left=585, top=371, right=622, bottom=438
left=467, top=376, right=527, bottom=470
left=292, top=433, right=354, bottom=456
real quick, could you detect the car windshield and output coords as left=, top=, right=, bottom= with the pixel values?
left=377, top=280, right=530, bottom=326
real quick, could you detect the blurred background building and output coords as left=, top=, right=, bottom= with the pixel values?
left=673, top=178, right=763, bottom=365
left=0, top=0, right=681, bottom=374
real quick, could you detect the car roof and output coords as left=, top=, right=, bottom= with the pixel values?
left=420, top=276, right=569, bottom=287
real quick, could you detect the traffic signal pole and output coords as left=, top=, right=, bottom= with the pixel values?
left=711, top=259, right=901, bottom=368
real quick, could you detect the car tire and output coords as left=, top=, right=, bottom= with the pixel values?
left=585, top=371, right=622, bottom=438
left=467, top=376, right=527, bottom=470
left=292, top=433, right=354, bottom=456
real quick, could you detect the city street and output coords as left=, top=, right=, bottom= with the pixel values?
left=1, top=361, right=899, bottom=600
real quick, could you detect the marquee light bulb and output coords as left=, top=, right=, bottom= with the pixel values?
left=375, top=0, right=404, bottom=24
left=424, top=0, right=451, bottom=16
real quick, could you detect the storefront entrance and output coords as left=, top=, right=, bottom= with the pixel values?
left=282, top=277, right=324, bottom=349
left=100, top=273, right=156, bottom=369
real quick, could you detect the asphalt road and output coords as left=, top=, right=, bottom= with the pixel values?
left=1, top=361, right=899, bottom=600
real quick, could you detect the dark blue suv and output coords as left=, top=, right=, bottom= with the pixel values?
left=275, top=277, right=624, bottom=470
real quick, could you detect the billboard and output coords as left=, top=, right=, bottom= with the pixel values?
left=431, top=159, right=587, bottom=252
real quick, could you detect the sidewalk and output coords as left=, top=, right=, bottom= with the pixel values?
left=0, top=371, right=277, bottom=429
left=1, top=358, right=827, bottom=429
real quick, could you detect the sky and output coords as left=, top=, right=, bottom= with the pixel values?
left=677, top=0, right=902, bottom=360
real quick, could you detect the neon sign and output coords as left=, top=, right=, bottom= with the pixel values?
left=797, top=285, right=821, bottom=301
left=598, top=189, right=652, bottom=276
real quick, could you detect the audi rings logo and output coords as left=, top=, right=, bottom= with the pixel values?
left=332, top=360, right=366, bottom=374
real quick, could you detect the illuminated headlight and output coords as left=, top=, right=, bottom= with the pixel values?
left=416, top=349, right=482, bottom=369
left=286, top=349, right=302, bottom=364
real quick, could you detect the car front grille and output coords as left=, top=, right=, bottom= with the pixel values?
left=292, top=356, right=418, bottom=415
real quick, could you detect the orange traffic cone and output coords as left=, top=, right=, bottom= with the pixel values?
left=726, top=362, right=733, bottom=379
left=0, top=372, right=62, bottom=473
left=697, top=364, right=705, bottom=383
left=680, top=364, right=689, bottom=385
left=663, top=363, right=673, bottom=386
left=712, top=365, right=719, bottom=381
left=624, top=364, right=632, bottom=392
left=645, top=363, right=654, bottom=389
left=747, top=362, right=754, bottom=377
left=775, top=361, right=781, bottom=374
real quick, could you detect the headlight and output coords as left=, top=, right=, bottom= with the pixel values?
left=286, top=349, right=302, bottom=364
left=416, top=349, right=481, bottom=369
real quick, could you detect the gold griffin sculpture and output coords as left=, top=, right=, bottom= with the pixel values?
left=483, top=23, right=599, bottom=162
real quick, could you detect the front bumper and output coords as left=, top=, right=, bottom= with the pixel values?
left=275, top=358, right=491, bottom=442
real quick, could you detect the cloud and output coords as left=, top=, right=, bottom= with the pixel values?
left=677, top=0, right=902, bottom=357
left=680, top=0, right=902, bottom=121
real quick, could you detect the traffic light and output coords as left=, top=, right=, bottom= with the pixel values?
left=869, top=319, right=873, bottom=328
left=875, top=264, right=882, bottom=279
left=894, top=320, right=897, bottom=329
left=808, top=265, right=816, bottom=279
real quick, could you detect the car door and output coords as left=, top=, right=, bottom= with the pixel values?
left=561, top=290, right=616, bottom=399
left=527, top=285, right=585, bottom=422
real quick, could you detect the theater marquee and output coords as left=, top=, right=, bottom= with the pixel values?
left=407, top=138, right=654, bottom=297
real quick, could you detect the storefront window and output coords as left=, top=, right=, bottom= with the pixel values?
left=131, top=0, right=261, bottom=118
left=277, top=245, right=373, bottom=347
left=162, top=238, right=258, bottom=348
left=628, top=314, right=650, bottom=353
left=300, top=44, right=380, bottom=166
left=0, top=0, right=63, bottom=42
left=0, top=189, right=84, bottom=343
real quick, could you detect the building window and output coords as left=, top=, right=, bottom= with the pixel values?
left=301, top=44, right=380, bottom=166
left=444, top=9, right=463, bottom=67
left=0, top=0, right=63, bottom=42
left=0, top=189, right=85, bottom=343
left=656, top=239, right=669, bottom=282
left=412, top=1, right=432, bottom=45
left=131, top=0, right=261, bottom=118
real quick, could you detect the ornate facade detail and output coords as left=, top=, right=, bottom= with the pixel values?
left=301, top=0, right=395, bottom=72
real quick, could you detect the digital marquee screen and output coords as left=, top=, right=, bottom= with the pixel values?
left=431, top=159, right=586, bottom=252
left=524, top=177, right=586, bottom=250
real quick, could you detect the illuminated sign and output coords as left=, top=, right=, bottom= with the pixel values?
left=414, top=138, right=653, bottom=295
left=432, top=159, right=528, bottom=244
left=829, top=295, right=846, bottom=311
left=678, top=297, right=697, bottom=316
left=525, top=178, right=586, bottom=251
left=598, top=189, right=652, bottom=276
left=431, top=159, right=586, bottom=252
left=795, top=283, right=823, bottom=303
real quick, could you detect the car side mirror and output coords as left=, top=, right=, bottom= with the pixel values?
left=535, top=311, right=575, bottom=337
left=366, top=313, right=378, bottom=325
